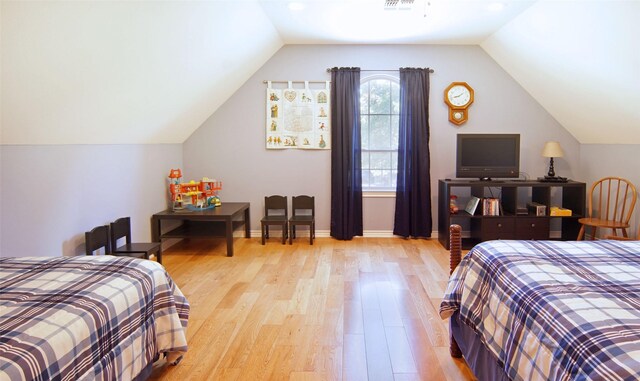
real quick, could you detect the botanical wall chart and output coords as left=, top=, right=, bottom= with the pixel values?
left=266, top=81, right=330, bottom=150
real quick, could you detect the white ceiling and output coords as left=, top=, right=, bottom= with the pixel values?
left=2, top=0, right=638, bottom=145
left=259, top=0, right=536, bottom=44
left=258, top=0, right=640, bottom=144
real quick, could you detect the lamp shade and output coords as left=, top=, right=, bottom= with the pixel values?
left=542, top=141, right=564, bottom=158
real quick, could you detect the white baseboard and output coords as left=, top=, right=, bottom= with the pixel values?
left=240, top=230, right=330, bottom=238
left=232, top=229, right=564, bottom=240
left=238, top=230, right=440, bottom=238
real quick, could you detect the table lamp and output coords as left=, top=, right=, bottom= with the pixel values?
left=541, top=141, right=564, bottom=178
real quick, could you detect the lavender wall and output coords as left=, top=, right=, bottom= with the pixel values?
left=0, top=144, right=182, bottom=257
left=183, top=44, right=580, bottom=235
left=1, top=46, right=634, bottom=257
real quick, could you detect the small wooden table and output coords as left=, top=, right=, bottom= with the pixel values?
left=151, top=202, right=250, bottom=257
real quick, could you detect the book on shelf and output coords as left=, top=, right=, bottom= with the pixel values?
left=464, top=196, right=481, bottom=215
left=482, top=198, right=501, bottom=216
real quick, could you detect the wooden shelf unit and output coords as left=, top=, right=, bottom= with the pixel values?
left=438, top=179, right=586, bottom=249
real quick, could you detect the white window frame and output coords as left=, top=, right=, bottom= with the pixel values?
left=360, top=74, right=400, bottom=195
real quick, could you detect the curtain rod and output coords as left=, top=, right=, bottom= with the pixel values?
left=262, top=80, right=329, bottom=84
left=325, top=68, right=434, bottom=73
left=263, top=67, right=434, bottom=83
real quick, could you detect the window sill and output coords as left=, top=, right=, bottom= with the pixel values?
left=363, top=191, right=396, bottom=198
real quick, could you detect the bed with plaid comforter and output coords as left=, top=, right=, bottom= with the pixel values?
left=440, top=239, right=640, bottom=381
left=0, top=256, right=189, bottom=381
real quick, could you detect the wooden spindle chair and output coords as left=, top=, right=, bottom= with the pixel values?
left=577, top=177, right=637, bottom=240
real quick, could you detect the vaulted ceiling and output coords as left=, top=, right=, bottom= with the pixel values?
left=2, top=1, right=638, bottom=145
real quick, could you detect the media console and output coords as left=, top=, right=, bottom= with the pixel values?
left=438, top=179, right=586, bottom=249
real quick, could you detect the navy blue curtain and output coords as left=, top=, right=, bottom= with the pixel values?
left=393, top=68, right=432, bottom=238
left=330, top=67, right=363, bottom=240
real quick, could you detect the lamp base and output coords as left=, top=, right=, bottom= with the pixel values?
left=538, top=176, right=568, bottom=183
left=547, top=157, right=556, bottom=178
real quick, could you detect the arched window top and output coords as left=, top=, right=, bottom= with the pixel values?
left=360, top=75, right=400, bottom=191
left=361, top=73, right=399, bottom=82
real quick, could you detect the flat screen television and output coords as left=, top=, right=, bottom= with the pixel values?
left=456, top=133, right=520, bottom=180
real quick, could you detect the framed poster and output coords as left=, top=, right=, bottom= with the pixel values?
left=266, top=81, right=330, bottom=150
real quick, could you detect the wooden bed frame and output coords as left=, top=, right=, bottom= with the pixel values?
left=448, top=224, right=463, bottom=358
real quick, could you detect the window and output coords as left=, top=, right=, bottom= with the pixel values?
left=360, top=75, right=400, bottom=191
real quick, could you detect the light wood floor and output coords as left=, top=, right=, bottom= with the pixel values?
left=149, top=236, right=475, bottom=381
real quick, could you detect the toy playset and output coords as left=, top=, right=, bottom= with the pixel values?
left=168, top=169, right=222, bottom=211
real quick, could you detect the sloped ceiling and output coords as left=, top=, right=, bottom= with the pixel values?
left=482, top=1, right=640, bottom=144
left=1, top=0, right=638, bottom=145
left=1, top=0, right=282, bottom=144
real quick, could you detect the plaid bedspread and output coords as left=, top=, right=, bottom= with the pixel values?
left=440, top=239, right=640, bottom=381
left=0, top=256, right=189, bottom=381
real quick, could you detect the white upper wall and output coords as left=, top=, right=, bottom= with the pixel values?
left=482, top=1, right=640, bottom=144
left=1, top=1, right=637, bottom=145
left=1, top=0, right=282, bottom=144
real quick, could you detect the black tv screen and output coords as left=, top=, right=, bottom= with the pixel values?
left=456, top=134, right=520, bottom=180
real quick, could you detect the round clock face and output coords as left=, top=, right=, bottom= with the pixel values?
left=447, top=85, right=471, bottom=107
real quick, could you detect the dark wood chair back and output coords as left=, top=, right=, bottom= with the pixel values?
left=289, top=195, right=315, bottom=245
left=110, top=216, right=162, bottom=263
left=261, top=195, right=288, bottom=245
left=265, top=195, right=288, bottom=217
left=85, top=225, right=110, bottom=256
left=292, top=195, right=315, bottom=218
left=110, top=217, right=132, bottom=248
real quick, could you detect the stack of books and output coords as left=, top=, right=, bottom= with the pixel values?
left=483, top=198, right=501, bottom=216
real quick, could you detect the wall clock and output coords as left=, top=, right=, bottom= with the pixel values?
left=444, top=82, right=474, bottom=125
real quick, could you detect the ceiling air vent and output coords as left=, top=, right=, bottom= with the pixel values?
left=384, top=0, right=415, bottom=10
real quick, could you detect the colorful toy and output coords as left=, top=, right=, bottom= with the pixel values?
left=449, top=195, right=459, bottom=214
left=168, top=169, right=222, bottom=211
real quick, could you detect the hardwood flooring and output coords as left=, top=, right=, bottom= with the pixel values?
left=149, top=237, right=475, bottom=381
